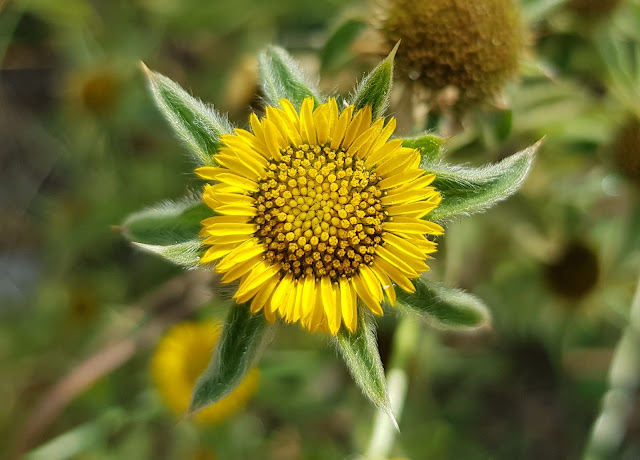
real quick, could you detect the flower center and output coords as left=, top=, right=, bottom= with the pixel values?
left=252, top=143, right=387, bottom=281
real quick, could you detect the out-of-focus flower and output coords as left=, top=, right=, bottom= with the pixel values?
left=196, top=97, right=442, bottom=335
left=378, top=0, right=525, bottom=109
left=151, top=321, right=259, bottom=424
left=612, top=116, right=640, bottom=184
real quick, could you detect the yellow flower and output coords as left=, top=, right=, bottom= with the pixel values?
left=151, top=321, right=259, bottom=424
left=196, top=97, right=443, bottom=335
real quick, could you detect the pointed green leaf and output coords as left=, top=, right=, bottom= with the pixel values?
left=402, top=132, right=445, bottom=163
left=189, top=304, right=272, bottom=417
left=350, top=42, right=399, bottom=119
left=258, top=46, right=323, bottom=109
left=425, top=141, right=540, bottom=221
left=397, top=277, right=491, bottom=331
left=122, top=196, right=210, bottom=267
left=142, top=64, right=233, bottom=166
left=334, top=308, right=396, bottom=427
left=320, top=18, right=367, bottom=74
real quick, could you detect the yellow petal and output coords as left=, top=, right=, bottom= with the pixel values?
left=271, top=273, right=293, bottom=315
left=375, top=245, right=418, bottom=277
left=382, top=233, right=428, bottom=260
left=300, top=98, right=317, bottom=145
left=330, top=106, right=353, bottom=150
left=352, top=273, right=383, bottom=316
left=365, top=138, right=403, bottom=168
left=219, top=255, right=262, bottom=283
left=263, top=119, right=285, bottom=160
left=373, top=257, right=416, bottom=293
left=370, top=263, right=396, bottom=306
left=320, top=276, right=340, bottom=335
left=216, top=239, right=264, bottom=271
left=250, top=272, right=280, bottom=314
left=377, top=169, right=424, bottom=191
left=301, top=275, right=317, bottom=319
left=339, top=277, right=357, bottom=333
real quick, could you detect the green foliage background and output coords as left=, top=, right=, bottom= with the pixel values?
left=1, top=0, right=640, bottom=459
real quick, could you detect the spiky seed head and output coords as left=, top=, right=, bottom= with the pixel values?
left=379, top=0, right=525, bottom=109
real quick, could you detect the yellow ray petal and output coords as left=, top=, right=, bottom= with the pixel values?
left=370, top=263, right=396, bottom=306
left=290, top=279, right=305, bottom=323
left=279, top=98, right=301, bottom=130
left=347, top=118, right=384, bottom=158
left=373, top=256, right=416, bottom=293
left=205, top=223, right=257, bottom=237
left=368, top=117, right=396, bottom=154
left=215, top=173, right=260, bottom=192
left=342, top=105, right=369, bottom=149
left=201, top=215, right=252, bottom=226
left=201, top=243, right=238, bottom=263
left=214, top=204, right=257, bottom=217
left=308, top=284, right=326, bottom=332
left=262, top=119, right=285, bottom=160
left=381, top=188, right=437, bottom=206
left=377, top=169, right=424, bottom=191
left=301, top=275, right=317, bottom=319
left=216, top=239, right=264, bottom=271
left=271, top=273, right=293, bottom=315
left=387, top=200, right=441, bottom=219
left=236, top=263, right=281, bottom=303
left=300, top=98, right=317, bottom=145
left=358, top=264, right=384, bottom=302
left=375, top=245, right=419, bottom=277
left=374, top=149, right=418, bottom=178
left=352, top=273, right=383, bottom=316
left=382, top=233, right=428, bottom=260
left=251, top=276, right=280, bottom=314
left=339, top=277, right=357, bottom=333
left=330, top=106, right=353, bottom=150
left=266, top=106, right=302, bottom=146
left=320, top=276, right=340, bottom=335
left=313, top=104, right=330, bottom=145
left=364, top=138, right=403, bottom=168
left=209, top=193, right=255, bottom=207
left=220, top=255, right=262, bottom=283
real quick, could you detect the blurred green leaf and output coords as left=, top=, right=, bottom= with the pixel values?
left=402, top=132, right=445, bottom=163
left=397, top=277, right=491, bottom=330
left=122, top=196, right=210, bottom=267
left=425, top=141, right=540, bottom=221
left=143, top=65, right=233, bottom=166
left=320, top=18, right=367, bottom=73
left=258, top=45, right=323, bottom=109
left=334, top=308, right=396, bottom=427
left=350, top=42, right=399, bottom=119
left=189, top=304, right=272, bottom=417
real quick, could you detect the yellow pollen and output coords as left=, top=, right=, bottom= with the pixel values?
left=253, top=143, right=387, bottom=281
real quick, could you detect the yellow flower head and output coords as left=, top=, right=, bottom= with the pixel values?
left=196, top=97, right=443, bottom=335
left=151, top=321, right=259, bottom=424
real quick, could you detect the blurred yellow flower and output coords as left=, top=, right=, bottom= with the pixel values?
left=151, top=321, right=259, bottom=425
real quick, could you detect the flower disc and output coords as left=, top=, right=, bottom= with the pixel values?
left=196, top=97, right=443, bottom=334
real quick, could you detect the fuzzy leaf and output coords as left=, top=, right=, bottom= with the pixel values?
left=335, top=308, right=396, bottom=427
left=320, top=18, right=367, bottom=73
left=397, top=277, right=491, bottom=330
left=122, top=197, right=210, bottom=267
left=402, top=133, right=445, bottom=163
left=258, top=46, right=323, bottom=109
left=189, top=304, right=271, bottom=417
left=425, top=141, right=540, bottom=221
left=142, top=64, right=233, bottom=166
left=350, top=42, right=399, bottom=119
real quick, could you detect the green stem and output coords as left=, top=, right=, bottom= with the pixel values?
left=364, top=316, right=420, bottom=460
left=583, top=271, right=640, bottom=460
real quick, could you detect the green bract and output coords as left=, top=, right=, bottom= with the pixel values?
left=124, top=46, right=538, bottom=421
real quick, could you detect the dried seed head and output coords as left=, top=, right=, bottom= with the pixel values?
left=380, top=0, right=525, bottom=109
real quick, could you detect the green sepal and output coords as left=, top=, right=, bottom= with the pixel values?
left=396, top=277, right=491, bottom=331
left=350, top=42, right=399, bottom=119
left=425, top=141, right=540, bottom=221
left=320, top=18, right=367, bottom=74
left=122, top=196, right=210, bottom=267
left=258, top=46, right=323, bottom=109
left=402, top=132, right=445, bottom=163
left=188, top=304, right=273, bottom=417
left=334, top=308, right=397, bottom=428
left=142, top=64, right=233, bottom=166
